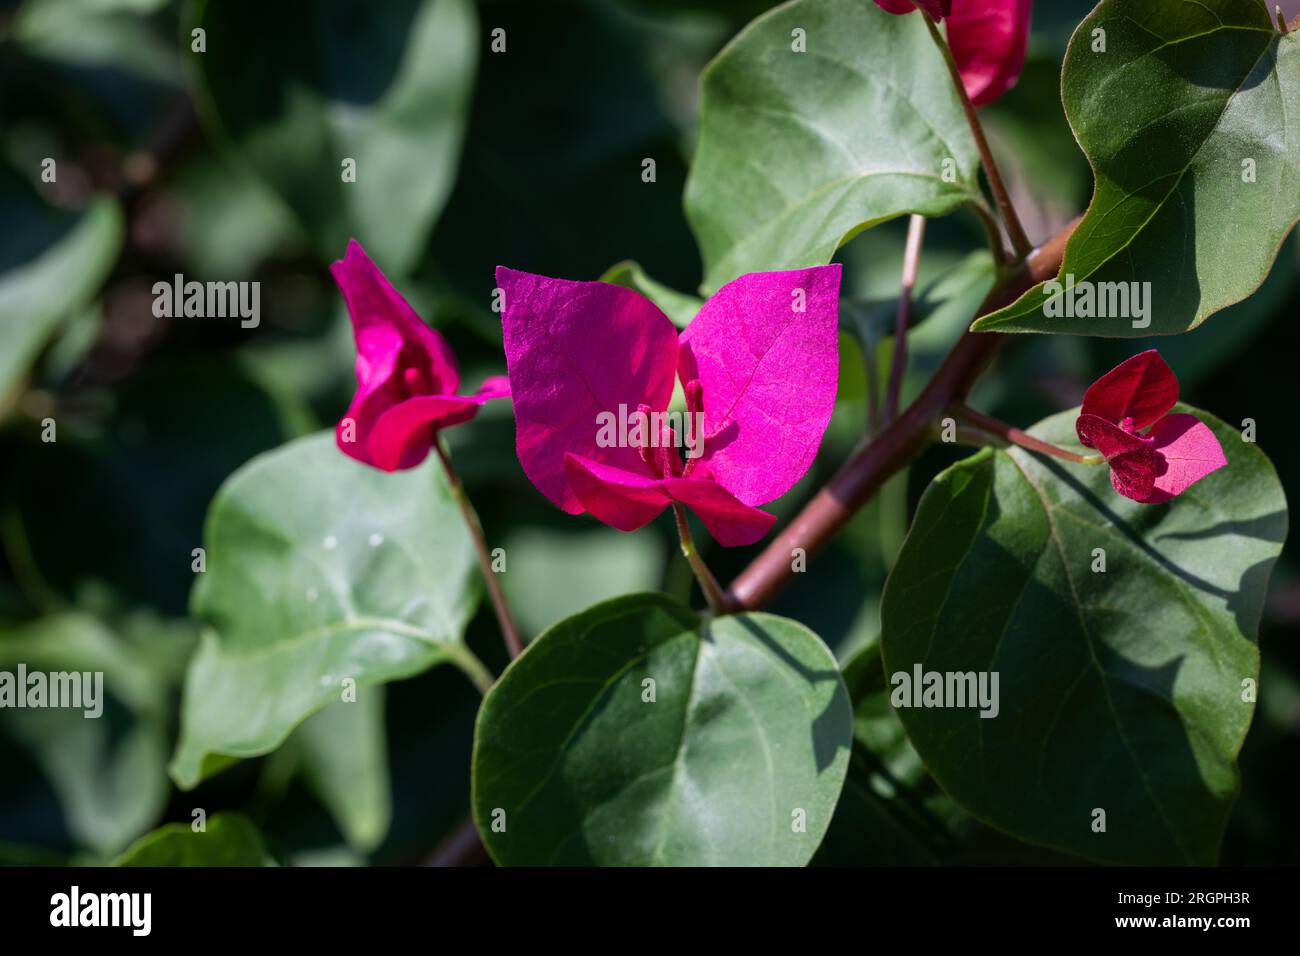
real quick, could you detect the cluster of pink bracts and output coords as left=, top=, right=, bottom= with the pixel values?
left=327, top=1, right=1225, bottom=548
left=330, top=242, right=1226, bottom=548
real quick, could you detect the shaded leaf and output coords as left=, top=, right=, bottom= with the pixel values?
left=881, top=406, right=1286, bottom=863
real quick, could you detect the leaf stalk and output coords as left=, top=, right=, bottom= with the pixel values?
left=672, top=504, right=729, bottom=613
left=953, top=403, right=1105, bottom=464
left=922, top=12, right=1033, bottom=262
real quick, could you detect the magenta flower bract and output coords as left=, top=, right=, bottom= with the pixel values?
left=875, top=0, right=951, bottom=19
left=496, top=265, right=842, bottom=547
left=1075, top=350, right=1226, bottom=504
left=874, top=0, right=1032, bottom=107
left=946, top=0, right=1032, bottom=107
left=333, top=240, right=509, bottom=472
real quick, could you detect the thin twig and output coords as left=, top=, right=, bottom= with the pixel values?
left=953, top=404, right=1103, bottom=464
left=435, top=441, right=524, bottom=659
left=722, top=217, right=1079, bottom=612
left=672, top=504, right=728, bottom=612
left=884, top=214, right=926, bottom=423
left=922, top=13, right=1033, bottom=260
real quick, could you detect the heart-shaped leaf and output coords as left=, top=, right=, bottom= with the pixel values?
left=974, top=0, right=1300, bottom=335
left=114, top=813, right=275, bottom=866
left=190, top=0, right=477, bottom=274
left=881, top=406, right=1286, bottom=864
left=170, top=431, right=481, bottom=788
left=472, top=594, right=852, bottom=866
left=684, top=0, right=989, bottom=294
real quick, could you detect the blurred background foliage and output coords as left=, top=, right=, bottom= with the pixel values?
left=0, top=0, right=1297, bottom=866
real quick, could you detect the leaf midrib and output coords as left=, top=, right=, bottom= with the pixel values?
left=200, top=615, right=449, bottom=665
left=1008, top=452, right=1195, bottom=863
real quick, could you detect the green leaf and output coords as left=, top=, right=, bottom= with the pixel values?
left=286, top=690, right=391, bottom=853
left=472, top=594, right=852, bottom=866
left=190, top=0, right=477, bottom=274
left=114, top=813, right=275, bottom=866
left=684, top=0, right=988, bottom=294
left=0, top=615, right=172, bottom=856
left=14, top=0, right=181, bottom=86
left=974, top=0, right=1300, bottom=335
left=598, top=261, right=702, bottom=329
left=881, top=406, right=1286, bottom=864
left=170, top=431, right=481, bottom=788
left=0, top=166, right=123, bottom=410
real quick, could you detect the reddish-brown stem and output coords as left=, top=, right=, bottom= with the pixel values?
left=723, top=218, right=1077, bottom=612
left=953, top=404, right=1104, bottom=464
left=923, top=13, right=1033, bottom=261
left=435, top=442, right=524, bottom=660
left=884, top=214, right=926, bottom=423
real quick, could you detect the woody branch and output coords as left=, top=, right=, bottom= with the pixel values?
left=723, top=217, right=1078, bottom=613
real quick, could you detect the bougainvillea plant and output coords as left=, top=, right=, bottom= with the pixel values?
left=147, top=0, right=1295, bottom=870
